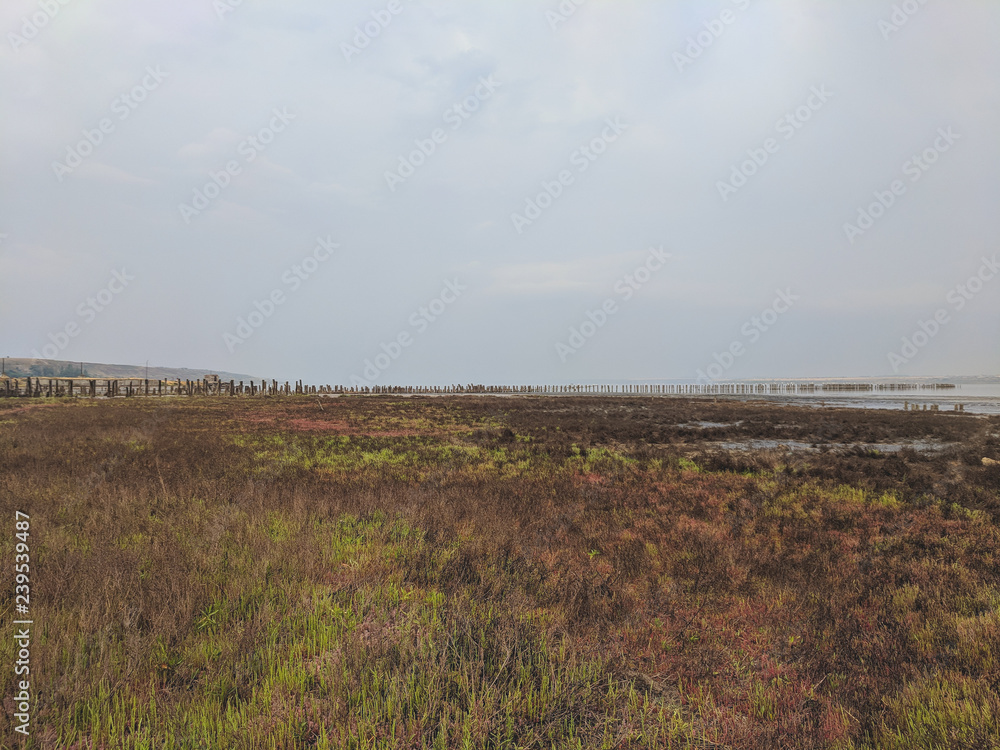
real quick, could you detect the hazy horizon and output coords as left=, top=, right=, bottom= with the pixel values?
left=2, top=1, right=998, bottom=386
left=3, top=355, right=999, bottom=387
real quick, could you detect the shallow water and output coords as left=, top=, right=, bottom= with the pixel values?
left=748, top=385, right=1000, bottom=416
left=712, top=439, right=957, bottom=453
left=666, top=383, right=1000, bottom=416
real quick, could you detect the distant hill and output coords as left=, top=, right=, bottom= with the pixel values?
left=0, top=358, right=262, bottom=382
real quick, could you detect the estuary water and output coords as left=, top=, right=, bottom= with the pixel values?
left=726, top=384, right=1000, bottom=415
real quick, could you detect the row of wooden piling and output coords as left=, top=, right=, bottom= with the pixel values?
left=822, top=383, right=956, bottom=392
left=0, top=377, right=320, bottom=398
left=904, top=402, right=965, bottom=412
left=0, top=377, right=961, bottom=399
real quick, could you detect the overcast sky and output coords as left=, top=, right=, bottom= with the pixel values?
left=1, top=0, right=998, bottom=385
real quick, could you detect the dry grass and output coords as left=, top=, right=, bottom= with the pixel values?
left=0, top=395, right=998, bottom=748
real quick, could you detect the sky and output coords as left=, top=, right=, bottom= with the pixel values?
left=1, top=0, right=998, bottom=386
